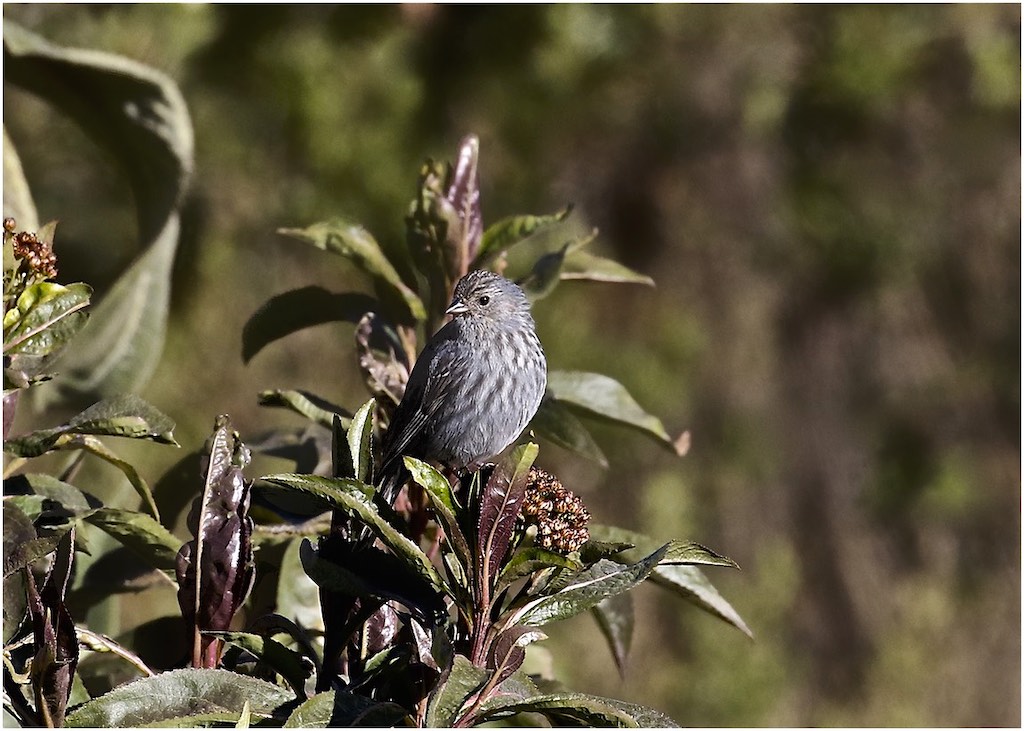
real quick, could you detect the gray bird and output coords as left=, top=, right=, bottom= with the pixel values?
left=378, top=270, right=547, bottom=502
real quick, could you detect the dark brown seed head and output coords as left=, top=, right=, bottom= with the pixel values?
left=519, top=466, right=590, bottom=554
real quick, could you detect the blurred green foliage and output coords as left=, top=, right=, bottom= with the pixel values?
left=4, top=4, right=1019, bottom=726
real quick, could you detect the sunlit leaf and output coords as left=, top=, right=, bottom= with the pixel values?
left=84, top=507, right=181, bottom=573
left=424, top=655, right=489, bottom=728
left=546, top=370, right=675, bottom=450
left=283, top=690, right=408, bottom=728
left=257, top=389, right=350, bottom=431
left=474, top=206, right=573, bottom=267
left=561, top=249, right=655, bottom=286
left=3, top=281, right=91, bottom=357
left=3, top=127, right=39, bottom=232
left=346, top=399, right=375, bottom=484
left=278, top=219, right=425, bottom=321
left=404, top=456, right=472, bottom=570
left=63, top=668, right=292, bottom=727
left=483, top=691, right=678, bottom=727
left=477, top=443, right=538, bottom=588
left=242, top=287, right=376, bottom=363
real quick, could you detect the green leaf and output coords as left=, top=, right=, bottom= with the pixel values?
left=588, top=524, right=751, bottom=638
left=546, top=371, right=676, bottom=451
left=512, top=545, right=668, bottom=627
left=242, top=287, right=376, bottom=363
left=276, top=538, right=323, bottom=633
left=207, top=631, right=312, bottom=698
left=531, top=396, right=608, bottom=467
left=347, top=399, right=375, bottom=484
left=278, top=219, right=425, bottom=321
left=497, top=547, right=582, bottom=591
left=4, top=394, right=177, bottom=458
left=83, top=507, right=181, bottom=572
left=425, top=655, right=489, bottom=727
left=260, top=474, right=445, bottom=595
left=63, top=668, right=292, bottom=728
left=2, top=500, right=35, bottom=643
left=283, top=691, right=408, bottom=728
left=258, top=389, right=349, bottom=431
left=477, top=443, right=538, bottom=586
left=5, top=22, right=194, bottom=403
left=3, top=126, right=39, bottom=233
left=475, top=206, right=573, bottom=266
left=404, top=456, right=472, bottom=571
left=485, top=692, right=678, bottom=727
left=3, top=281, right=91, bottom=357
left=560, top=249, right=655, bottom=286
left=592, top=592, right=634, bottom=676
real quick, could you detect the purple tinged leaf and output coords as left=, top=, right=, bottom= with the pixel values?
left=26, top=527, right=79, bottom=728
left=476, top=443, right=539, bottom=591
left=176, top=415, right=255, bottom=668
left=445, top=135, right=482, bottom=268
left=487, top=626, right=547, bottom=686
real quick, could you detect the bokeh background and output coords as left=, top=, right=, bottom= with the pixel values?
left=4, top=4, right=1020, bottom=726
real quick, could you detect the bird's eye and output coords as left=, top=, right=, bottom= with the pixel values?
left=478, top=295, right=490, bottom=306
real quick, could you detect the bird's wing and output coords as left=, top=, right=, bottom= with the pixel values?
left=379, top=326, right=460, bottom=474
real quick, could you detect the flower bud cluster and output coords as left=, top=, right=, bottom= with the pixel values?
left=520, top=466, right=590, bottom=554
left=6, top=218, right=58, bottom=280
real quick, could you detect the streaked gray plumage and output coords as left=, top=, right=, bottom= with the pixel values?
left=378, top=270, right=547, bottom=501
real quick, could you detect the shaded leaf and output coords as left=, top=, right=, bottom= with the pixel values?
left=84, top=507, right=181, bottom=572
left=546, top=370, right=675, bottom=450
left=477, top=443, right=538, bottom=588
left=2, top=500, right=35, bottom=643
left=7, top=473, right=99, bottom=517
left=488, top=626, right=547, bottom=686
left=299, top=539, right=446, bottom=624
left=2, top=281, right=91, bottom=357
left=425, top=654, right=489, bottom=728
left=283, top=690, right=408, bottom=728
left=531, top=396, right=608, bottom=466
left=513, top=545, right=668, bottom=627
left=588, top=524, right=751, bottom=638
left=278, top=219, right=425, bottom=321
left=260, top=473, right=446, bottom=595
left=5, top=21, right=193, bottom=403
left=242, top=287, right=376, bottom=363
left=257, top=389, right=350, bottom=430
left=486, top=692, right=678, bottom=727
left=3, top=126, right=39, bottom=232
left=592, top=592, right=634, bottom=676
left=207, top=631, right=312, bottom=698
left=64, top=668, right=292, bottom=727
left=276, top=538, right=324, bottom=633
left=475, top=206, right=573, bottom=267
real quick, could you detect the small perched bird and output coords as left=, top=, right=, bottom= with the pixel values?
left=378, top=270, right=547, bottom=502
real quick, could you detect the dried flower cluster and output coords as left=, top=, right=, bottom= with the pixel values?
left=520, top=465, right=590, bottom=554
left=6, top=218, right=58, bottom=280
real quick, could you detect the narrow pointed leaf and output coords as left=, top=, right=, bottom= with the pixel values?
left=477, top=443, right=538, bottom=586
left=278, top=219, right=425, bottom=321
left=447, top=134, right=483, bottom=264
left=546, top=371, right=674, bottom=450
left=257, top=389, right=350, bottom=430
left=242, top=287, right=376, bottom=363
left=260, top=473, right=445, bottom=594
left=497, top=547, right=582, bottom=590
left=64, top=669, right=292, bottom=727
left=485, top=692, right=678, bottom=727
left=346, top=399, right=375, bottom=483
left=3, top=127, right=39, bottom=231
left=404, top=456, right=472, bottom=568
left=283, top=690, right=408, bottom=728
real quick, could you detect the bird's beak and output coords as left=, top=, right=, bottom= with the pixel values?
left=445, top=299, right=469, bottom=317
